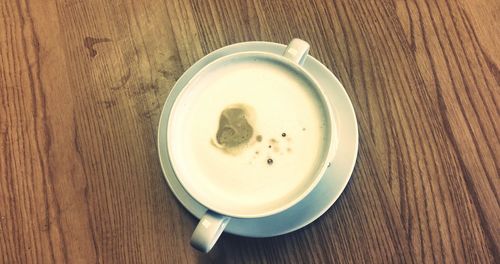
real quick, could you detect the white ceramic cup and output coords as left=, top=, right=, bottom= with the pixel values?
left=166, top=39, right=335, bottom=252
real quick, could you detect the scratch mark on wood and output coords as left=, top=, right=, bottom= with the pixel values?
left=83, top=37, right=111, bottom=58
left=111, top=68, right=131, bottom=90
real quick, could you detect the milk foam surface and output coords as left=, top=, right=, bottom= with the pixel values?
left=169, top=56, right=330, bottom=216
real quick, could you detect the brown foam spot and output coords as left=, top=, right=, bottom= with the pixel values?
left=212, top=104, right=256, bottom=155
left=216, top=107, right=253, bottom=147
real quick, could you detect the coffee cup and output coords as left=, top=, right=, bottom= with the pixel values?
left=166, top=39, right=336, bottom=252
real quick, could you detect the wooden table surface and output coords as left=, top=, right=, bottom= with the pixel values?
left=1, top=0, right=499, bottom=263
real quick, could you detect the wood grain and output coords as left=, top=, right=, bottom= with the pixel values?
left=1, top=0, right=498, bottom=263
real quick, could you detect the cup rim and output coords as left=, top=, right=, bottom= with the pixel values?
left=166, top=51, right=336, bottom=218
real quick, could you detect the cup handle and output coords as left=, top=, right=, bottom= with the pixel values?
left=282, top=38, right=310, bottom=66
left=190, top=211, right=230, bottom=252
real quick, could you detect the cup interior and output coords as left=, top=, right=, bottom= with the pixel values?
left=167, top=52, right=335, bottom=218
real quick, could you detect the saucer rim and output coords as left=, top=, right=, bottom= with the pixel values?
left=157, top=41, right=358, bottom=237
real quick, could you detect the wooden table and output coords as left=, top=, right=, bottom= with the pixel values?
left=1, top=0, right=498, bottom=263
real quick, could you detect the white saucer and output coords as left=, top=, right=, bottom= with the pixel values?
left=157, top=41, right=358, bottom=237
